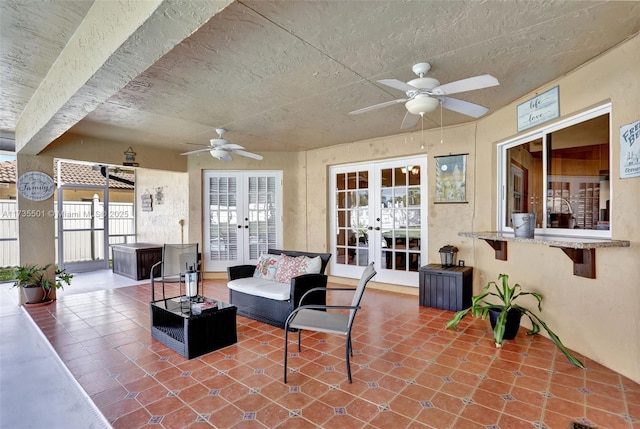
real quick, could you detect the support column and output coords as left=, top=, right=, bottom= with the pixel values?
left=16, top=154, right=56, bottom=304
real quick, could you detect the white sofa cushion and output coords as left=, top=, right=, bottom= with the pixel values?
left=227, top=277, right=290, bottom=301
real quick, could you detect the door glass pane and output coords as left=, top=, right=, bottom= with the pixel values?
left=408, top=165, right=421, bottom=185
left=335, top=168, right=369, bottom=267
left=247, top=176, right=277, bottom=259
left=208, top=176, right=238, bottom=261
left=381, top=168, right=392, bottom=188
left=381, top=163, right=422, bottom=272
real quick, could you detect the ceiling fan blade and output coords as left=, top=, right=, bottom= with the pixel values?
left=181, top=147, right=211, bottom=155
left=431, top=74, right=499, bottom=95
left=440, top=96, right=489, bottom=118
left=400, top=111, right=420, bottom=129
left=234, top=150, right=263, bottom=160
left=378, top=79, right=417, bottom=93
left=349, top=98, right=407, bottom=115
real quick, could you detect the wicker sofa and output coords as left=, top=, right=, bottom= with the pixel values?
left=227, top=249, right=331, bottom=328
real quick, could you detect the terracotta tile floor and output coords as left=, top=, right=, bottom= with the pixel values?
left=25, top=280, right=640, bottom=429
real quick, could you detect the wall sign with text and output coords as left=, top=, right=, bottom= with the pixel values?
left=17, top=171, right=55, bottom=201
left=517, top=86, right=559, bottom=132
left=620, top=119, right=640, bottom=179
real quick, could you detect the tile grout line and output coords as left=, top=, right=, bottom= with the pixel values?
left=20, top=305, right=112, bottom=429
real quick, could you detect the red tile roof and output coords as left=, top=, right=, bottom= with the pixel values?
left=0, top=160, right=134, bottom=189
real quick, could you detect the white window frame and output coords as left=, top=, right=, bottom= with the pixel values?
left=497, top=103, right=612, bottom=238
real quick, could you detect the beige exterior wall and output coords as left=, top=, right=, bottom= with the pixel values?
left=44, top=133, right=187, bottom=172
left=59, top=188, right=133, bottom=203
left=0, top=186, right=15, bottom=200
left=135, top=168, right=189, bottom=244
left=470, top=35, right=640, bottom=384
left=302, top=34, right=640, bottom=383
left=186, top=151, right=306, bottom=250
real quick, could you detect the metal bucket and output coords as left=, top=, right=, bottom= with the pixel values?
left=512, top=213, right=536, bottom=238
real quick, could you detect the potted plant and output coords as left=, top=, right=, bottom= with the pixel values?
left=12, top=263, right=73, bottom=305
left=445, top=273, right=584, bottom=368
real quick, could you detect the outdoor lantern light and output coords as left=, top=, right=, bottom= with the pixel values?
left=185, top=264, right=198, bottom=298
left=439, top=245, right=458, bottom=267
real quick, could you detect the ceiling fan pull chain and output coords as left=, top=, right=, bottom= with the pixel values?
left=420, top=115, right=425, bottom=150
left=440, top=101, right=444, bottom=144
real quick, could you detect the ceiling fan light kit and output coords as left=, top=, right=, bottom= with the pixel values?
left=349, top=61, right=500, bottom=129
left=180, top=128, right=263, bottom=161
left=405, top=94, right=440, bottom=116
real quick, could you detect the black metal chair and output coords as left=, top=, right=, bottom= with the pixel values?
left=283, top=262, right=376, bottom=383
left=150, top=243, right=201, bottom=301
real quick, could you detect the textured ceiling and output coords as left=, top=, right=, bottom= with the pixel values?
left=2, top=1, right=640, bottom=155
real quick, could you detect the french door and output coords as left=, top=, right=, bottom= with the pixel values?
left=203, top=171, right=282, bottom=272
left=330, top=156, right=427, bottom=286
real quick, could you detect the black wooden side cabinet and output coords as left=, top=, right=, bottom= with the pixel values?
left=419, top=264, right=473, bottom=311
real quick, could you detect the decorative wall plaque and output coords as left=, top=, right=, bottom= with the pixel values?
left=517, top=86, right=559, bottom=132
left=17, top=171, right=55, bottom=201
left=620, top=119, right=640, bottom=179
left=141, top=192, right=153, bottom=211
left=434, top=154, right=467, bottom=203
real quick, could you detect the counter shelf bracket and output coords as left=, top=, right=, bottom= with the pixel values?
left=555, top=247, right=596, bottom=279
left=481, top=239, right=507, bottom=261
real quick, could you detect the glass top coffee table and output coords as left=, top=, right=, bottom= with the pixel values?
left=150, top=296, right=237, bottom=359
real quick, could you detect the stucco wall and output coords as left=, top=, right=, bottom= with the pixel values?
left=472, top=34, right=640, bottom=384
left=44, top=133, right=187, bottom=172
left=186, top=150, right=306, bottom=250
left=15, top=154, right=57, bottom=303
left=303, top=34, right=640, bottom=383
left=135, top=168, right=188, bottom=244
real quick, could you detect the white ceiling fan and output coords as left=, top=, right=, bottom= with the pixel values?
left=350, top=62, right=499, bottom=129
left=180, top=128, right=263, bottom=162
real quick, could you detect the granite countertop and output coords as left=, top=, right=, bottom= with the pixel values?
left=458, top=231, right=630, bottom=249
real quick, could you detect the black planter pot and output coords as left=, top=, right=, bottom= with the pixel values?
left=488, top=308, right=522, bottom=340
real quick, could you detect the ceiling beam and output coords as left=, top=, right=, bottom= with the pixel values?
left=15, top=0, right=233, bottom=155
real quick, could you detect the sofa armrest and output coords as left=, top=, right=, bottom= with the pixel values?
left=227, top=264, right=256, bottom=280
left=290, top=273, right=328, bottom=307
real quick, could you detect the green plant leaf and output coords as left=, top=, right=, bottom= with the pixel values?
left=445, top=273, right=585, bottom=369
left=521, top=308, right=585, bottom=368
left=493, top=309, right=508, bottom=346
left=445, top=307, right=472, bottom=330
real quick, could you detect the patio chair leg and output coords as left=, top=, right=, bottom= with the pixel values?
left=345, top=336, right=352, bottom=383
left=284, top=326, right=289, bottom=384
left=297, top=329, right=302, bottom=352
left=348, top=337, right=353, bottom=357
